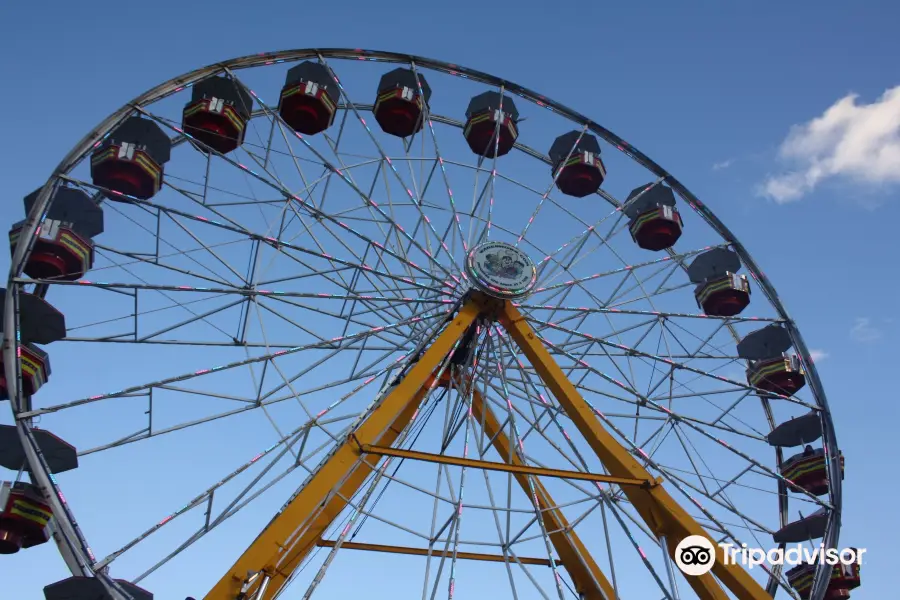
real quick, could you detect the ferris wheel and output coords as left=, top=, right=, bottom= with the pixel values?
left=1, top=49, right=860, bottom=600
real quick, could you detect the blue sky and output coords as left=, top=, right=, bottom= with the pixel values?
left=1, top=2, right=897, bottom=599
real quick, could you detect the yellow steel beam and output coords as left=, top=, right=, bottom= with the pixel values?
left=468, top=385, right=618, bottom=600
left=315, top=539, right=561, bottom=566
left=500, top=301, right=770, bottom=600
left=358, top=441, right=654, bottom=488
left=204, top=300, right=480, bottom=600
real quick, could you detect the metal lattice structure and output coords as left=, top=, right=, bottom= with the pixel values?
left=2, top=49, right=850, bottom=600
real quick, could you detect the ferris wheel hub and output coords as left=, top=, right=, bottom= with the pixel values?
left=465, top=241, right=536, bottom=300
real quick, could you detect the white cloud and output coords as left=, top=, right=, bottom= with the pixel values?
left=713, top=159, right=734, bottom=171
left=850, top=317, right=882, bottom=343
left=761, top=85, right=900, bottom=203
left=808, top=349, right=829, bottom=362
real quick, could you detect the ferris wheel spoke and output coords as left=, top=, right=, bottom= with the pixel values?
left=30, top=279, right=447, bottom=333
left=537, top=235, right=599, bottom=300
left=263, top=266, right=412, bottom=338
left=161, top=171, right=279, bottom=240
left=68, top=175, right=449, bottom=297
left=255, top=335, right=407, bottom=415
left=274, top=213, right=427, bottom=301
left=366, top=222, right=442, bottom=320
left=570, top=328, right=641, bottom=397
left=140, top=297, right=244, bottom=342
left=255, top=209, right=423, bottom=331
left=244, top=99, right=327, bottom=216
left=649, top=376, right=774, bottom=439
left=93, top=245, right=249, bottom=293
left=160, top=172, right=282, bottom=208
left=668, top=429, right=781, bottom=552
left=315, top=56, right=455, bottom=273
left=19, top=310, right=439, bottom=421
left=296, top=436, right=402, bottom=600
left=515, top=126, right=591, bottom=248
left=613, top=439, right=779, bottom=555
left=652, top=460, right=776, bottom=539
left=434, top=339, right=588, bottom=596
left=131, top=424, right=352, bottom=585
left=518, top=303, right=785, bottom=323
left=657, top=409, right=832, bottom=509
left=80, top=188, right=248, bottom=287
left=603, top=259, right=681, bottom=308
left=409, top=60, right=470, bottom=261
left=531, top=206, right=623, bottom=281
left=605, top=275, right=691, bottom=312
left=297, top=205, right=446, bottom=300
left=642, top=321, right=732, bottom=399
left=145, top=113, right=323, bottom=241
left=95, top=250, right=248, bottom=341
left=533, top=317, right=816, bottom=414
left=490, top=332, right=621, bottom=488
left=532, top=332, right=646, bottom=403
left=662, top=312, right=731, bottom=357
left=70, top=350, right=405, bottom=457
left=497, top=364, right=639, bottom=410
left=260, top=294, right=448, bottom=348
left=470, top=465, right=522, bottom=600
left=599, top=500, right=676, bottom=600
left=251, top=313, right=458, bottom=406
left=536, top=217, right=629, bottom=293
left=491, top=330, right=679, bottom=600
left=61, top=292, right=240, bottom=344
left=465, top=166, right=493, bottom=249
left=92, top=416, right=333, bottom=569
left=316, top=104, right=361, bottom=215
left=235, top=86, right=458, bottom=285
left=478, top=337, right=582, bottom=600
left=160, top=110, right=456, bottom=293
left=533, top=244, right=720, bottom=296
left=551, top=220, right=674, bottom=327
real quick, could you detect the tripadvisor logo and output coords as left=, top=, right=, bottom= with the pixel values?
left=675, top=536, right=716, bottom=576
left=674, top=535, right=866, bottom=576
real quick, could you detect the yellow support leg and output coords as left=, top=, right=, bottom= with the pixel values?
left=500, top=302, right=770, bottom=600
left=204, top=300, right=480, bottom=600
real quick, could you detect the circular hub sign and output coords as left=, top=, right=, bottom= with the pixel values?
left=466, top=241, right=537, bottom=299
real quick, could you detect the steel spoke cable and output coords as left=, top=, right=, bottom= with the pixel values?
left=491, top=328, right=570, bottom=600
left=316, top=55, right=454, bottom=272
left=409, top=60, right=469, bottom=264
left=532, top=317, right=818, bottom=412
left=230, top=84, right=458, bottom=285
left=133, top=108, right=453, bottom=291
left=20, top=309, right=443, bottom=419
left=61, top=174, right=450, bottom=301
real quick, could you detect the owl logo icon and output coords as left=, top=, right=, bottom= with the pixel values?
left=674, top=535, right=716, bottom=576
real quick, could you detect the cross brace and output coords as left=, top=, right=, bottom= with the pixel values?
left=204, top=293, right=770, bottom=600
left=315, top=539, right=561, bottom=566
left=355, top=441, right=656, bottom=488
